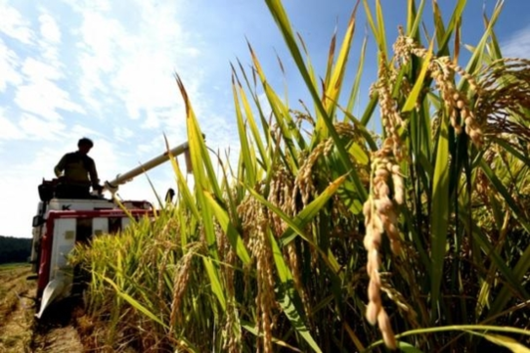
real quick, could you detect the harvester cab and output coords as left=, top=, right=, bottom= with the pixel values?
left=29, top=139, right=194, bottom=319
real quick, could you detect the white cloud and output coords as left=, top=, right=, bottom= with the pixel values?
left=18, top=113, right=66, bottom=140
left=77, top=11, right=122, bottom=73
left=68, top=0, right=204, bottom=131
left=2, top=4, right=85, bottom=127
left=14, top=56, right=85, bottom=122
left=67, top=124, right=101, bottom=139
left=0, top=109, right=26, bottom=140
left=77, top=54, right=109, bottom=113
left=0, top=38, right=22, bottom=92
left=74, top=12, right=128, bottom=109
left=501, top=25, right=530, bottom=59
left=0, top=1, right=34, bottom=44
left=38, top=11, right=61, bottom=44
left=0, top=175, right=37, bottom=236
left=111, top=52, right=181, bottom=120
left=72, top=13, right=129, bottom=115
left=38, top=9, right=62, bottom=65
left=137, top=139, right=162, bottom=155
left=113, top=126, right=134, bottom=141
left=21, top=57, right=62, bottom=81
left=61, top=0, right=111, bottom=13
left=88, top=138, right=123, bottom=179
left=14, top=77, right=85, bottom=122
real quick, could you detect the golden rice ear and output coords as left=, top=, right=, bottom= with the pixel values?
left=381, top=330, right=398, bottom=351
left=170, top=244, right=199, bottom=328
left=366, top=301, right=380, bottom=326
left=377, top=310, right=397, bottom=350
left=363, top=197, right=373, bottom=222
left=390, top=240, right=402, bottom=255
left=361, top=37, right=412, bottom=346
left=368, top=276, right=381, bottom=303
left=391, top=173, right=404, bottom=205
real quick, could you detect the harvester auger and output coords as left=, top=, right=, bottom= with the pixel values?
left=29, top=138, right=196, bottom=319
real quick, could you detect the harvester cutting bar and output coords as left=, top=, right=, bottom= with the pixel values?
left=103, top=140, right=191, bottom=193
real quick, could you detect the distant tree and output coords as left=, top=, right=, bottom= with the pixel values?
left=0, top=236, right=32, bottom=264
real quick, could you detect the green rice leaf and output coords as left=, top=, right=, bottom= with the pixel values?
left=248, top=43, right=301, bottom=170
left=362, top=0, right=379, bottom=53
left=437, top=0, right=467, bottom=57
left=176, top=75, right=220, bottom=260
left=402, top=36, right=434, bottom=113
left=232, top=73, right=257, bottom=185
left=278, top=174, right=347, bottom=246
left=241, top=321, right=304, bottom=352
left=375, top=0, right=387, bottom=59
left=365, top=325, right=530, bottom=351
left=482, top=334, right=530, bottom=352
left=204, top=191, right=251, bottom=265
left=460, top=0, right=503, bottom=90
left=100, top=275, right=168, bottom=329
left=164, top=136, right=201, bottom=220
left=407, top=0, right=426, bottom=40
left=203, top=257, right=226, bottom=311
left=246, top=177, right=344, bottom=273
left=264, top=0, right=367, bottom=200
left=346, top=36, right=367, bottom=113
left=324, top=2, right=359, bottom=119
left=398, top=341, right=425, bottom=353
left=269, top=229, right=323, bottom=353
left=430, top=105, right=451, bottom=320
left=466, top=331, right=530, bottom=353
left=234, top=70, right=269, bottom=170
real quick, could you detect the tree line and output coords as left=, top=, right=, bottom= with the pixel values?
left=0, top=236, right=31, bottom=265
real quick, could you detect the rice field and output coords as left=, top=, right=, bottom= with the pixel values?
left=70, top=0, right=530, bottom=352
left=0, top=265, right=89, bottom=353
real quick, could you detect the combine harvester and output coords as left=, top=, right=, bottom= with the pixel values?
left=29, top=139, right=193, bottom=319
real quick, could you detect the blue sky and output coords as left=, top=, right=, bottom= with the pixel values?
left=1, top=0, right=529, bottom=238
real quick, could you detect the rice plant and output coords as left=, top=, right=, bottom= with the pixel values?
left=71, top=0, right=530, bottom=351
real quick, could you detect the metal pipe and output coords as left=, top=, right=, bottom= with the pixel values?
left=102, top=140, right=190, bottom=193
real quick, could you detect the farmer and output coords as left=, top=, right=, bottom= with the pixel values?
left=54, top=137, right=102, bottom=199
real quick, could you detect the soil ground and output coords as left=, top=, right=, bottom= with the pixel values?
left=0, top=264, right=84, bottom=353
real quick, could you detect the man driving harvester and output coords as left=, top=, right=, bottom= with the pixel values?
left=54, top=137, right=102, bottom=199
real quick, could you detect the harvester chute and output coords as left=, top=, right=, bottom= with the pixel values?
left=102, top=139, right=193, bottom=195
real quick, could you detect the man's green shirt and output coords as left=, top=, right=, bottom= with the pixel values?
left=54, top=152, right=99, bottom=187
